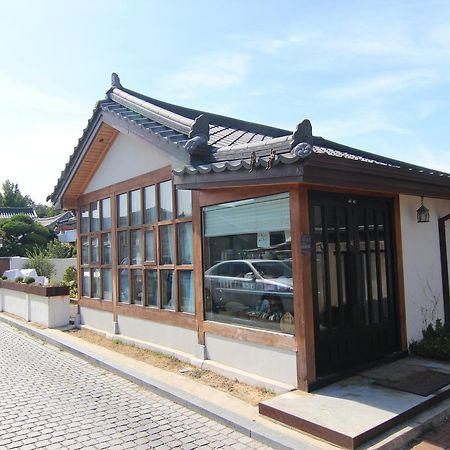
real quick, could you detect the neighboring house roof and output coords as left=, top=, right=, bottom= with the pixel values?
left=0, top=207, right=37, bottom=220
left=50, top=73, right=450, bottom=207
left=35, top=211, right=75, bottom=229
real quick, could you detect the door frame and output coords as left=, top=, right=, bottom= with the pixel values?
left=295, top=186, right=408, bottom=391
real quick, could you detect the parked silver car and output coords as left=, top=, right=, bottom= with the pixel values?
left=204, top=259, right=293, bottom=316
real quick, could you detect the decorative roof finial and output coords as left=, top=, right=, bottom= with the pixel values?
left=111, top=72, right=122, bottom=89
left=290, top=119, right=313, bottom=160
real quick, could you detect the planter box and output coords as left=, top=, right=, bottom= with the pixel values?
left=0, top=281, right=70, bottom=328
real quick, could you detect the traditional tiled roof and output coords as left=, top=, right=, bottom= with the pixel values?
left=50, top=73, right=450, bottom=205
left=35, top=211, right=74, bottom=228
left=0, top=207, right=37, bottom=220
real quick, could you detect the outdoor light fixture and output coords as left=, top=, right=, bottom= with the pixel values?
left=416, top=196, right=430, bottom=223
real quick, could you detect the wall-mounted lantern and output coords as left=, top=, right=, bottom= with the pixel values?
left=417, top=196, right=430, bottom=223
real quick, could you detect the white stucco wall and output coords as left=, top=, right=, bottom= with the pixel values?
left=84, top=132, right=182, bottom=194
left=79, top=306, right=114, bottom=333
left=117, top=314, right=198, bottom=355
left=399, top=195, right=450, bottom=343
left=205, top=333, right=298, bottom=386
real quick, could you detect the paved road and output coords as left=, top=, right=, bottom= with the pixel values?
left=0, top=322, right=271, bottom=450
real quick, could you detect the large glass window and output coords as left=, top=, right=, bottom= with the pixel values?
left=79, top=180, right=193, bottom=314
left=202, top=193, right=294, bottom=334
left=79, top=197, right=111, bottom=300
left=117, top=193, right=128, bottom=228
left=130, top=189, right=142, bottom=226
left=159, top=181, right=173, bottom=221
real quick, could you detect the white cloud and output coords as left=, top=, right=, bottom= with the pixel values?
left=0, top=72, right=85, bottom=115
left=0, top=122, right=82, bottom=204
left=319, top=70, right=443, bottom=100
left=161, top=53, right=251, bottom=98
left=314, top=112, right=412, bottom=140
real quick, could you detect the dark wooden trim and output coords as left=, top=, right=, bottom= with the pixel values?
left=79, top=297, right=114, bottom=312
left=176, top=155, right=450, bottom=200
left=394, top=195, right=408, bottom=351
left=293, top=186, right=316, bottom=390
left=192, top=191, right=205, bottom=345
left=0, top=281, right=69, bottom=297
left=438, top=214, right=450, bottom=323
left=116, top=303, right=196, bottom=330
left=201, top=321, right=297, bottom=351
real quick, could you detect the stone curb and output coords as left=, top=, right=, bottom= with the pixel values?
left=0, top=315, right=321, bottom=450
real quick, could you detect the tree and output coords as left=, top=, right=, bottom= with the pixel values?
left=34, top=203, right=62, bottom=218
left=0, top=215, right=54, bottom=257
left=0, top=180, right=33, bottom=207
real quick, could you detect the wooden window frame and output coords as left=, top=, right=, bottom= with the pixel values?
left=79, top=197, right=112, bottom=301
left=77, top=167, right=195, bottom=329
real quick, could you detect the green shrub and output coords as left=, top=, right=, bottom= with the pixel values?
left=23, top=248, right=55, bottom=280
left=1, top=275, right=7, bottom=280
left=409, top=319, right=450, bottom=361
left=45, top=240, right=76, bottom=258
left=15, top=276, right=24, bottom=283
left=62, top=265, right=78, bottom=298
left=23, top=276, right=35, bottom=285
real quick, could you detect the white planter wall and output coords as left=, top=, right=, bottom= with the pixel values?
left=0, top=287, right=70, bottom=328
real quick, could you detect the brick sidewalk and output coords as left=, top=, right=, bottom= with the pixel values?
left=411, top=419, right=450, bottom=449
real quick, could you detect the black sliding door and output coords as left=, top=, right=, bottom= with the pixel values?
left=309, top=191, right=400, bottom=377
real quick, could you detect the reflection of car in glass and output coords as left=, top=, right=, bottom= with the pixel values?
left=204, top=259, right=293, bottom=315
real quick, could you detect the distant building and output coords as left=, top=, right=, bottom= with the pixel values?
left=0, top=207, right=37, bottom=220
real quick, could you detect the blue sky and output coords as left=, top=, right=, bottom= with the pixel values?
left=0, top=0, right=449, bottom=203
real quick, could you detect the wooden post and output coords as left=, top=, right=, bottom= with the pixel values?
left=290, top=185, right=316, bottom=390
left=192, top=191, right=205, bottom=345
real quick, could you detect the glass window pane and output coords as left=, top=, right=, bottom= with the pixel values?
left=81, top=237, right=89, bottom=265
left=161, top=270, right=175, bottom=310
left=145, top=270, right=158, bottom=307
left=118, top=231, right=128, bottom=265
left=144, top=185, right=156, bottom=223
left=177, top=190, right=192, bottom=218
left=102, top=233, right=111, bottom=265
left=90, top=201, right=100, bottom=232
left=117, top=193, right=128, bottom=228
left=82, top=269, right=90, bottom=297
left=177, top=222, right=193, bottom=264
left=159, top=225, right=173, bottom=264
left=101, top=198, right=111, bottom=230
left=91, top=237, right=99, bottom=264
left=159, top=181, right=173, bottom=221
left=119, top=269, right=129, bottom=303
left=130, top=230, right=142, bottom=265
left=131, top=270, right=143, bottom=305
left=92, top=268, right=101, bottom=298
left=202, top=193, right=294, bottom=334
left=145, top=230, right=155, bottom=262
left=80, top=206, right=89, bottom=233
left=179, top=271, right=194, bottom=313
left=130, top=189, right=142, bottom=226
left=102, top=268, right=112, bottom=300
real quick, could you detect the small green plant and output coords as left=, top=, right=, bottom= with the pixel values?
left=23, top=276, right=35, bottom=285
left=62, top=266, right=78, bottom=298
left=409, top=319, right=450, bottom=361
left=1, top=275, right=7, bottom=280
left=23, top=248, right=55, bottom=280
left=15, top=276, right=24, bottom=283
left=45, top=240, right=76, bottom=258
